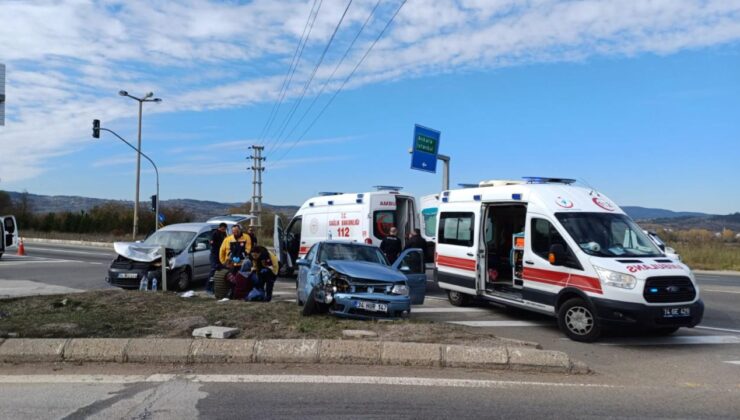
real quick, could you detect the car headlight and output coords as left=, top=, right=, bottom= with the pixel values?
left=391, top=284, right=409, bottom=296
left=320, top=267, right=333, bottom=284
left=594, top=266, right=637, bottom=289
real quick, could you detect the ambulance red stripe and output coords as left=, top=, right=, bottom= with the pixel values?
left=436, top=255, right=476, bottom=271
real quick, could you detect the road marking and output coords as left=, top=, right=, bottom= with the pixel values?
left=702, top=289, right=740, bottom=294
left=599, top=335, right=740, bottom=346
left=26, top=247, right=114, bottom=257
left=0, top=259, right=102, bottom=266
left=448, top=320, right=545, bottom=327
left=724, top=361, right=740, bottom=366
left=0, top=374, right=618, bottom=389
left=695, top=325, right=740, bottom=334
left=425, top=296, right=448, bottom=301
left=413, top=307, right=490, bottom=313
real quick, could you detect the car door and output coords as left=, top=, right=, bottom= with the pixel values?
left=0, top=218, right=5, bottom=255
left=2, top=215, right=18, bottom=249
left=298, top=244, right=318, bottom=303
left=274, top=214, right=288, bottom=269
left=191, top=230, right=213, bottom=280
left=392, top=248, right=427, bottom=305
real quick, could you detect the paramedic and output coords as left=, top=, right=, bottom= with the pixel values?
left=380, top=226, right=402, bottom=264
left=219, top=225, right=252, bottom=269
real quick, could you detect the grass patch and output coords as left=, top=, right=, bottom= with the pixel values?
left=0, top=290, right=500, bottom=345
left=671, top=242, right=740, bottom=271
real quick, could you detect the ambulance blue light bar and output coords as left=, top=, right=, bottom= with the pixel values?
left=318, top=192, right=343, bottom=196
left=473, top=195, right=481, bottom=201
left=523, top=177, right=576, bottom=185
left=512, top=194, right=522, bottom=200
left=373, top=185, right=403, bottom=191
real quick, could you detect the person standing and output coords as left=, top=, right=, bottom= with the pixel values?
left=247, top=226, right=258, bottom=246
left=405, top=228, right=426, bottom=250
left=380, top=226, right=402, bottom=264
left=207, top=222, right=228, bottom=293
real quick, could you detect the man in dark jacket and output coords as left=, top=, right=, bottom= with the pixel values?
left=207, top=223, right=228, bottom=293
left=405, top=228, right=426, bottom=251
left=380, top=226, right=402, bottom=264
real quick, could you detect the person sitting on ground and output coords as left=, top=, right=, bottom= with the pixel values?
left=245, top=245, right=279, bottom=302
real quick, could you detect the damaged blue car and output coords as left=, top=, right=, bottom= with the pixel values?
left=296, top=241, right=426, bottom=318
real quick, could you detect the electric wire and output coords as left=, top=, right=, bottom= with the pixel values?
left=272, top=0, right=408, bottom=164
left=266, top=0, right=354, bottom=156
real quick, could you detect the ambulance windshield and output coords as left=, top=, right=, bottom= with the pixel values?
left=555, top=213, right=663, bottom=258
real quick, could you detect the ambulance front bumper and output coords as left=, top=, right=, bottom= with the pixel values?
left=591, top=297, right=704, bottom=328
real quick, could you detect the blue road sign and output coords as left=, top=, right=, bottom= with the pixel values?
left=410, top=124, right=441, bottom=173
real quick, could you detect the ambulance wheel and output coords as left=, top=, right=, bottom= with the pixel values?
left=558, top=298, right=602, bottom=342
left=448, top=290, right=472, bottom=307
left=213, top=270, right=230, bottom=300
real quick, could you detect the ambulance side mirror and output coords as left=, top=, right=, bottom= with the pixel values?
left=548, top=244, right=566, bottom=266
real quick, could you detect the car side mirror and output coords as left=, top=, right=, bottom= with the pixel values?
left=548, top=244, right=566, bottom=266
left=194, top=242, right=207, bottom=251
left=296, top=258, right=310, bottom=267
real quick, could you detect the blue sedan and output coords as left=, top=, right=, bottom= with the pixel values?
left=296, top=241, right=427, bottom=319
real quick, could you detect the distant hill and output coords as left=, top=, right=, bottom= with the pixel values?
left=4, top=191, right=298, bottom=221
left=621, top=206, right=711, bottom=220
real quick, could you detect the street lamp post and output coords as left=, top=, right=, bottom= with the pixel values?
left=119, top=90, right=162, bottom=239
left=92, top=120, right=161, bottom=234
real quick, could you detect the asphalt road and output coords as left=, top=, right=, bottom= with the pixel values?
left=0, top=363, right=738, bottom=419
left=2, top=241, right=740, bottom=395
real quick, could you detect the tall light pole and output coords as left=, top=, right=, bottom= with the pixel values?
left=119, top=90, right=162, bottom=239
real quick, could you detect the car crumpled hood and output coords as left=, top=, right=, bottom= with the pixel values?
left=113, top=242, right=165, bottom=263
left=325, top=260, right=406, bottom=282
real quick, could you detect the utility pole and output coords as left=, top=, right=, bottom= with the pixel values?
left=247, top=145, right=265, bottom=228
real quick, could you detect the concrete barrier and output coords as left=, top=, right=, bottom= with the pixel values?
left=0, top=338, right=68, bottom=363
left=126, top=338, right=193, bottom=364
left=64, top=338, right=130, bottom=363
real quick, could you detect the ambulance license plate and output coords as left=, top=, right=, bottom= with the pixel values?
left=354, top=301, right=388, bottom=313
left=662, top=307, right=691, bottom=318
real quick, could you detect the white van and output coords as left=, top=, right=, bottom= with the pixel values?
left=0, top=215, right=20, bottom=259
left=274, top=187, right=419, bottom=275
left=434, top=177, right=703, bottom=342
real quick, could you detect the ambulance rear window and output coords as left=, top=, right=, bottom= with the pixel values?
left=373, top=211, right=396, bottom=239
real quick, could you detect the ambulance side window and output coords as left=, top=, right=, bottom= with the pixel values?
left=531, top=218, right=581, bottom=270
left=438, top=212, right=475, bottom=247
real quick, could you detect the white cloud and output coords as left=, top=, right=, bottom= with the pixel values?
left=1, top=0, right=739, bottom=184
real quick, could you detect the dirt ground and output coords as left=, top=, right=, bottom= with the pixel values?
left=0, top=290, right=505, bottom=345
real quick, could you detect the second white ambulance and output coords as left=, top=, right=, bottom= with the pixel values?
left=434, top=177, right=703, bottom=342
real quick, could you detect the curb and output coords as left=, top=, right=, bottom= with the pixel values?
left=24, top=238, right=113, bottom=249
left=0, top=338, right=589, bottom=374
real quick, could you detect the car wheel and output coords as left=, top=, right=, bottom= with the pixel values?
left=557, top=298, right=602, bottom=342
left=651, top=326, right=680, bottom=336
left=302, top=287, right=321, bottom=316
left=213, top=270, right=230, bottom=299
left=175, top=269, right=191, bottom=291
left=0, top=253, right=3, bottom=259
left=448, top=290, right=472, bottom=307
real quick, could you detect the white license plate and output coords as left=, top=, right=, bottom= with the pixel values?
left=118, top=273, right=139, bottom=279
left=354, top=301, right=388, bottom=313
left=663, top=307, right=691, bottom=318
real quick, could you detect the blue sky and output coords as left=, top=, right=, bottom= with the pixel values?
left=1, top=0, right=739, bottom=214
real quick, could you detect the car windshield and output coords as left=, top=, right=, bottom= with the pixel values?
left=318, top=243, right=388, bottom=265
left=143, top=231, right=196, bottom=253
left=555, top=213, right=663, bottom=257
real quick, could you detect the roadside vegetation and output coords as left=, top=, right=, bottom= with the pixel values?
left=0, top=290, right=501, bottom=345
left=656, top=228, right=740, bottom=271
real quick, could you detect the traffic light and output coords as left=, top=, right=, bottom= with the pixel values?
left=92, top=119, right=100, bottom=138
left=150, top=194, right=158, bottom=212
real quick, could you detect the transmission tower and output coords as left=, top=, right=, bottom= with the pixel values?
left=247, top=145, right=265, bottom=227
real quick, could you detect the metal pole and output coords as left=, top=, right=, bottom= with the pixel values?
left=438, top=154, right=450, bottom=191
left=133, top=100, right=143, bottom=240
left=161, top=246, right=167, bottom=292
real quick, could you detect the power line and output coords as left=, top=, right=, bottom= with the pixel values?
left=272, top=0, right=408, bottom=163
left=273, top=0, right=382, bottom=150
left=259, top=0, right=322, bottom=148
left=266, top=0, right=354, bottom=156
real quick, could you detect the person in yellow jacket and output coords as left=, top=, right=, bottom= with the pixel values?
left=219, top=225, right=252, bottom=268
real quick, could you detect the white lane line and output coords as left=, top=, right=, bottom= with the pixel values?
left=702, top=289, right=740, bottom=294
left=695, top=325, right=740, bottom=334
left=0, top=259, right=103, bottom=266
left=448, top=320, right=545, bottom=327
left=724, top=361, right=740, bottom=366
left=26, top=247, right=114, bottom=257
left=599, top=335, right=740, bottom=346
left=0, top=374, right=617, bottom=389
left=425, top=296, right=448, bottom=301
left=413, top=307, right=490, bottom=313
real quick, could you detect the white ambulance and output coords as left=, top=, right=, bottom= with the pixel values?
left=0, top=215, right=20, bottom=259
left=274, top=187, right=419, bottom=275
left=434, top=177, right=703, bottom=342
